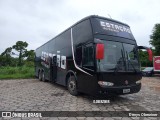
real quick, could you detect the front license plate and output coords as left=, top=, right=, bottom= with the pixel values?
left=123, top=89, right=130, bottom=93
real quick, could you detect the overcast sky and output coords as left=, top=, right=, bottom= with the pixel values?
left=0, top=0, right=160, bottom=54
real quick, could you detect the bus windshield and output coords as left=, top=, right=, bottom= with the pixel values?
left=97, top=40, right=140, bottom=72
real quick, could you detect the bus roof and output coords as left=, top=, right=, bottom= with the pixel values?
left=36, top=15, right=130, bottom=50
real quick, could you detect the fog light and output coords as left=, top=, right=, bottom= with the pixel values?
left=98, top=81, right=114, bottom=87
left=136, top=80, right=141, bottom=84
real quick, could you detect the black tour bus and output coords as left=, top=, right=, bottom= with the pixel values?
left=35, top=15, right=152, bottom=96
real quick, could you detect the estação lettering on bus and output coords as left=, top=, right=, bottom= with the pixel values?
left=100, top=21, right=131, bottom=33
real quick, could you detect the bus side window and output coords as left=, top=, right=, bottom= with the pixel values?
left=76, top=46, right=82, bottom=66
left=82, top=43, right=94, bottom=69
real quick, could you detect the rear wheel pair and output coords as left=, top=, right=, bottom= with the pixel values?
left=67, top=75, right=78, bottom=96
left=38, top=71, right=78, bottom=95
left=38, top=71, right=46, bottom=82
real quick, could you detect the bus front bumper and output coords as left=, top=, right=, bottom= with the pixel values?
left=98, top=83, right=141, bottom=95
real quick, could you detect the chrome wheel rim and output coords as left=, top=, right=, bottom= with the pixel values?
left=38, top=73, right=41, bottom=80
left=69, top=80, right=76, bottom=92
left=42, top=73, right=45, bottom=81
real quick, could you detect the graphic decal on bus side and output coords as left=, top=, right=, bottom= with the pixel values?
left=41, top=51, right=50, bottom=68
left=41, top=51, right=66, bottom=69
left=100, top=21, right=131, bottom=33
left=61, top=56, right=66, bottom=69
left=57, top=55, right=61, bottom=67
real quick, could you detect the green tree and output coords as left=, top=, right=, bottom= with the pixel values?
left=12, top=41, right=28, bottom=66
left=139, top=50, right=152, bottom=67
left=25, top=50, right=35, bottom=61
left=24, top=50, right=35, bottom=67
left=1, top=47, right=12, bottom=57
left=0, top=47, right=12, bottom=66
left=150, top=24, right=160, bottom=55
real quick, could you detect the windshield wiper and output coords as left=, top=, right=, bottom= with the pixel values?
left=127, top=59, right=137, bottom=73
left=125, top=51, right=137, bottom=73
left=114, top=59, right=121, bottom=73
left=114, top=50, right=124, bottom=73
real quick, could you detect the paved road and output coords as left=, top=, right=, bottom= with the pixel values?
left=0, top=77, right=160, bottom=120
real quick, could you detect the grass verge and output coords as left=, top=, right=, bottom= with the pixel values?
left=0, top=66, right=35, bottom=79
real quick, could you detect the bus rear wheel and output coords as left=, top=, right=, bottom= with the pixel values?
left=67, top=76, right=78, bottom=96
left=42, top=71, right=46, bottom=82
left=38, top=71, right=42, bottom=81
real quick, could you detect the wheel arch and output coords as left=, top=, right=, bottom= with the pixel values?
left=38, top=69, right=41, bottom=75
left=65, top=70, right=77, bottom=86
left=38, top=68, right=45, bottom=73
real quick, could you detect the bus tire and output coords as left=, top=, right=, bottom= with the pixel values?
left=42, top=71, right=46, bottom=82
left=67, top=75, right=78, bottom=96
left=38, top=71, right=42, bottom=81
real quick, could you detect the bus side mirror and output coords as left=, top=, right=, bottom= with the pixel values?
left=96, top=44, right=104, bottom=60
left=138, top=46, right=153, bottom=61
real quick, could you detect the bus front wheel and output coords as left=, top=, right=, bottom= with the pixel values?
left=67, top=75, right=78, bottom=96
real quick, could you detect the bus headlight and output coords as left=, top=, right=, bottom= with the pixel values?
left=136, top=80, right=141, bottom=84
left=98, top=81, right=114, bottom=87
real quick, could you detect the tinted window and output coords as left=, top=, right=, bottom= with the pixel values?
left=83, top=43, right=94, bottom=68
left=76, top=46, right=82, bottom=66
left=73, top=19, right=92, bottom=45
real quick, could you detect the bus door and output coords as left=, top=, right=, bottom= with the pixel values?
left=50, top=56, right=57, bottom=82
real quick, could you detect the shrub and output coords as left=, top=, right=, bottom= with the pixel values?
left=0, top=66, right=34, bottom=79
